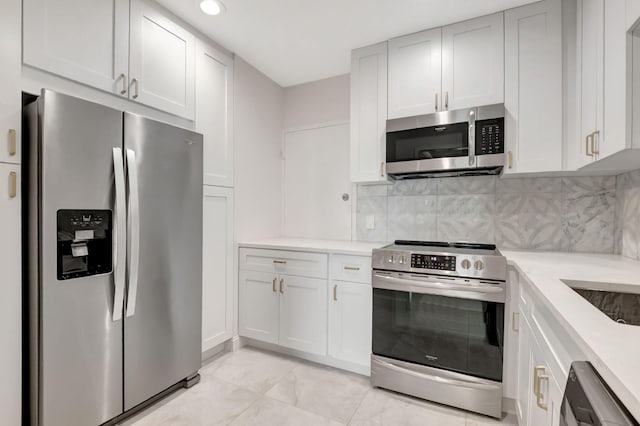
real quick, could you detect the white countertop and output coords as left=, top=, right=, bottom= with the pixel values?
left=238, top=237, right=388, bottom=256
left=503, top=250, right=640, bottom=420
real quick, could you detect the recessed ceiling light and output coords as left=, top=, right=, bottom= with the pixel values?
left=200, top=0, right=225, bottom=16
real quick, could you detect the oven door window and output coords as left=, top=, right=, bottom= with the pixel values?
left=386, top=122, right=469, bottom=162
left=372, top=288, right=504, bottom=381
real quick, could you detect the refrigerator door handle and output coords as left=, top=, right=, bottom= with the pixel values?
left=125, top=149, right=140, bottom=317
left=112, top=147, right=127, bottom=321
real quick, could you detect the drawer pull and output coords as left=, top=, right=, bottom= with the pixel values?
left=273, top=260, right=287, bottom=264
left=333, top=284, right=338, bottom=301
left=343, top=266, right=360, bottom=271
left=8, top=129, right=16, bottom=156
left=512, top=312, right=519, bottom=332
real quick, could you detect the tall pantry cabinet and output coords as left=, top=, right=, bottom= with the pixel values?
left=0, top=0, right=22, bottom=424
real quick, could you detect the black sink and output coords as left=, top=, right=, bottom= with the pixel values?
left=562, top=280, right=640, bottom=326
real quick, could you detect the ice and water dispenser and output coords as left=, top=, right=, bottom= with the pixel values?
left=57, top=210, right=112, bottom=280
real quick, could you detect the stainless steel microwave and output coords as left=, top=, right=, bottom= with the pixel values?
left=385, top=104, right=505, bottom=179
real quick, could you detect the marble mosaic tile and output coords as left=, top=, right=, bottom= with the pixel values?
left=388, top=178, right=438, bottom=196
left=495, top=214, right=562, bottom=250
left=496, top=193, right=562, bottom=216
left=438, top=176, right=496, bottom=195
left=388, top=213, right=438, bottom=241
left=496, top=177, right=562, bottom=193
left=437, top=215, right=496, bottom=244
left=562, top=176, right=616, bottom=194
left=561, top=192, right=616, bottom=253
left=357, top=184, right=388, bottom=197
left=621, top=187, right=640, bottom=259
left=438, top=194, right=496, bottom=216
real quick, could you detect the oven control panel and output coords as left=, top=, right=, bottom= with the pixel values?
left=411, top=254, right=456, bottom=271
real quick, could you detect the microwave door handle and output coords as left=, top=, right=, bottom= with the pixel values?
left=468, top=108, right=476, bottom=166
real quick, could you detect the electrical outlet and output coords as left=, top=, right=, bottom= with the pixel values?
left=366, top=215, right=375, bottom=230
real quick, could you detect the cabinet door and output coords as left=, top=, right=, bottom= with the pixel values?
left=504, top=0, right=562, bottom=174
left=602, top=0, right=630, bottom=160
left=0, top=164, right=21, bottom=426
left=196, top=41, right=234, bottom=187
left=23, top=0, right=129, bottom=96
left=129, top=0, right=195, bottom=119
left=388, top=29, right=442, bottom=119
left=350, top=42, right=388, bottom=182
left=574, top=0, right=604, bottom=167
left=279, top=275, right=327, bottom=355
left=202, top=186, right=234, bottom=352
left=239, top=270, right=279, bottom=344
left=0, top=0, right=21, bottom=165
left=516, top=314, right=532, bottom=426
left=329, top=281, right=372, bottom=368
left=503, top=267, right=520, bottom=399
left=528, top=340, right=552, bottom=426
left=442, top=13, right=504, bottom=111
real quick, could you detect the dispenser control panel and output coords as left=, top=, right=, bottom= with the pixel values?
left=57, top=210, right=112, bottom=280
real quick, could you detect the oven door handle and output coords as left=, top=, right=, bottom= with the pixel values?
left=373, top=274, right=504, bottom=294
left=375, top=357, right=500, bottom=391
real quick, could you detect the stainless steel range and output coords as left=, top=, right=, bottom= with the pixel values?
left=371, top=241, right=507, bottom=418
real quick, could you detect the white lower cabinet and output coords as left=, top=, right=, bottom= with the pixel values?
left=279, top=275, right=327, bottom=355
left=329, top=280, right=372, bottom=368
left=202, top=186, right=234, bottom=352
left=239, top=255, right=329, bottom=356
left=0, top=164, right=21, bottom=426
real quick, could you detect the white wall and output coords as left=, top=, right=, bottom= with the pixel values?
left=234, top=57, right=284, bottom=242
left=283, top=74, right=350, bottom=129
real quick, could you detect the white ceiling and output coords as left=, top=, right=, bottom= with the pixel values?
left=156, top=0, right=538, bottom=87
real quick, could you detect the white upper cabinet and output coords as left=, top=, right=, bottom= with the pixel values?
left=388, top=29, right=442, bottom=118
left=202, top=186, right=234, bottom=352
left=504, top=0, right=562, bottom=174
left=441, top=12, right=505, bottom=111
left=129, top=0, right=196, bottom=120
left=196, top=41, right=234, bottom=187
left=350, top=42, right=388, bottom=183
left=23, top=0, right=130, bottom=97
left=0, top=0, right=21, bottom=165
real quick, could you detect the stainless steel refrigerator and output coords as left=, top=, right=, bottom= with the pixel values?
left=24, top=90, right=203, bottom=426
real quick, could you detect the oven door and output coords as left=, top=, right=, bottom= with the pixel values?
left=385, top=122, right=470, bottom=174
left=372, top=271, right=505, bottom=382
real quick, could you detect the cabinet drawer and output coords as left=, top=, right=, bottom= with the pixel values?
left=331, top=255, right=371, bottom=284
left=239, top=248, right=328, bottom=279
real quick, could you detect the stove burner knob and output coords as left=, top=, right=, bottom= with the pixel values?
left=461, top=259, right=471, bottom=269
left=474, top=260, right=484, bottom=271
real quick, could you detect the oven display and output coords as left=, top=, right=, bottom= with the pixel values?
left=411, top=254, right=456, bottom=271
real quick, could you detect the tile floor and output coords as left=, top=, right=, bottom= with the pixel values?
left=119, top=347, right=519, bottom=426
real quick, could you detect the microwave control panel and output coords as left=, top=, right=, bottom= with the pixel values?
left=476, top=118, right=504, bottom=155
left=411, top=254, right=456, bottom=271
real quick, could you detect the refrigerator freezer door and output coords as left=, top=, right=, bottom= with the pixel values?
left=123, top=113, right=203, bottom=411
left=37, top=90, right=124, bottom=425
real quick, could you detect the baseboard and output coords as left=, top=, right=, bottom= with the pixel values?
left=242, top=337, right=371, bottom=377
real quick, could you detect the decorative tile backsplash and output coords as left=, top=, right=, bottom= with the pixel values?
left=356, top=175, right=620, bottom=253
left=617, top=169, right=640, bottom=260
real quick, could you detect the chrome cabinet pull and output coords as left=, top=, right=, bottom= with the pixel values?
left=435, top=93, right=438, bottom=111
left=272, top=278, right=277, bottom=292
left=512, top=312, right=519, bottom=332
left=592, top=130, right=600, bottom=154
left=273, top=260, right=287, bottom=264
left=8, top=129, right=16, bottom=156
left=445, top=91, right=449, bottom=110
left=508, top=151, right=513, bottom=169
left=333, top=284, right=338, bottom=301
left=119, top=73, right=127, bottom=95
left=344, top=266, right=360, bottom=271
left=8, top=172, right=17, bottom=198
left=131, top=78, right=139, bottom=99
left=279, top=278, right=284, bottom=294
left=586, top=133, right=594, bottom=157
left=536, top=374, right=549, bottom=410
